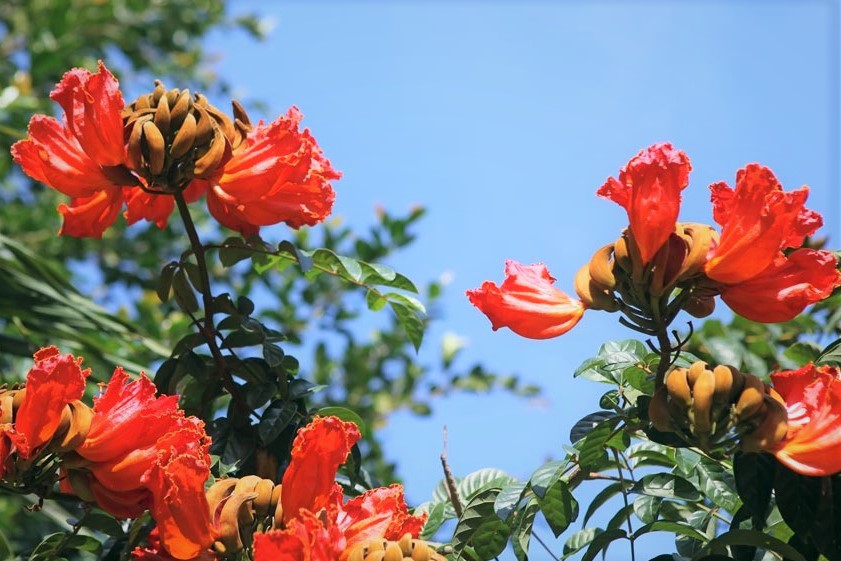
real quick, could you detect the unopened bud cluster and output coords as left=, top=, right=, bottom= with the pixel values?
left=124, top=80, right=254, bottom=190
left=347, top=535, right=447, bottom=561
left=206, top=476, right=283, bottom=554
left=575, top=224, right=718, bottom=326
left=648, top=361, right=789, bottom=452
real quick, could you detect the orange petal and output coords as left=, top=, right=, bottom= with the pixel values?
left=50, top=60, right=126, bottom=167
left=57, top=188, right=124, bottom=238
left=770, top=364, right=841, bottom=476
left=339, top=484, right=426, bottom=550
left=123, top=187, right=175, bottom=229
left=281, top=416, right=362, bottom=524
left=597, top=143, right=691, bottom=265
left=467, top=260, right=585, bottom=339
left=12, top=115, right=120, bottom=198
left=14, top=347, right=89, bottom=458
left=719, top=249, right=841, bottom=323
left=705, top=164, right=823, bottom=284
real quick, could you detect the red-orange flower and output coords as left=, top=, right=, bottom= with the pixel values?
left=11, top=61, right=135, bottom=237
left=597, top=143, right=692, bottom=265
left=705, top=164, right=824, bottom=283
left=467, top=260, right=585, bottom=339
left=12, top=347, right=89, bottom=458
left=69, top=368, right=214, bottom=559
left=704, top=165, right=840, bottom=322
left=201, top=107, right=341, bottom=236
left=253, top=416, right=426, bottom=561
left=769, top=364, right=841, bottom=476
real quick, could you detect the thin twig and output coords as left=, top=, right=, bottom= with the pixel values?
left=532, top=530, right=561, bottom=561
left=612, top=449, right=636, bottom=561
left=440, top=426, right=463, bottom=518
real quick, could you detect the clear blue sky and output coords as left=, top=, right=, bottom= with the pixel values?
left=205, top=2, right=838, bottom=558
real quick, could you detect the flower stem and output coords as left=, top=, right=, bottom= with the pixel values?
left=173, top=191, right=247, bottom=408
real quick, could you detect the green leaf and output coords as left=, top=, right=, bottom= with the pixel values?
left=419, top=501, right=448, bottom=540
left=538, top=479, right=578, bottom=537
left=574, top=340, right=647, bottom=384
left=0, top=528, right=12, bottom=561
left=219, top=237, right=253, bottom=266
left=81, top=509, right=125, bottom=537
left=457, top=468, right=515, bottom=502
left=583, top=481, right=626, bottom=526
left=494, top=480, right=528, bottom=522
left=782, top=341, right=821, bottom=367
left=452, top=488, right=510, bottom=560
left=699, top=529, right=806, bottom=561
left=624, top=365, right=655, bottom=394
left=258, top=400, right=297, bottom=444
left=696, top=458, right=740, bottom=512
left=733, top=452, right=775, bottom=529
left=263, top=343, right=285, bottom=368
left=631, top=473, right=702, bottom=502
left=570, top=411, right=617, bottom=443
left=632, top=520, right=708, bottom=542
left=816, top=337, right=841, bottom=366
left=580, top=528, right=627, bottom=561
left=389, top=300, right=424, bottom=351
left=511, top=497, right=539, bottom=561
left=529, top=460, right=567, bottom=499
left=632, top=495, right=662, bottom=524
left=563, top=528, right=603, bottom=558
left=365, top=289, right=387, bottom=311
left=172, top=268, right=199, bottom=313
left=575, top=415, right=620, bottom=470
left=156, top=261, right=178, bottom=302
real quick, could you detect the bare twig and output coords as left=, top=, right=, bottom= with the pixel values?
left=440, top=426, right=463, bottom=518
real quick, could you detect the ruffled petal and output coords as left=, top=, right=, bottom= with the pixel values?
left=467, top=260, right=585, bottom=339
left=705, top=164, right=823, bottom=284
left=281, top=416, right=362, bottom=524
left=597, top=143, right=691, bottom=265
left=50, top=60, right=125, bottom=167
left=123, top=187, right=176, bottom=228
left=14, top=346, right=89, bottom=457
left=338, top=484, right=426, bottom=550
left=719, top=249, right=841, bottom=323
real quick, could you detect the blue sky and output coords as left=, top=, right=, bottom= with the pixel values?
left=205, top=2, right=838, bottom=558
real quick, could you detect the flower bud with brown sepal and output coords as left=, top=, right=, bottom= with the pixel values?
left=206, top=476, right=282, bottom=555
left=574, top=243, right=620, bottom=312
left=123, top=80, right=244, bottom=190
left=649, top=362, right=744, bottom=450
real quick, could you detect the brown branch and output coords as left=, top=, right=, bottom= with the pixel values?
left=440, top=426, right=463, bottom=518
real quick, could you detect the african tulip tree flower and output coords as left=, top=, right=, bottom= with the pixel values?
left=597, top=142, right=691, bottom=265
left=704, top=164, right=840, bottom=322
left=252, top=416, right=426, bottom=561
left=0, top=347, right=89, bottom=478
left=66, top=368, right=214, bottom=559
left=11, top=62, right=134, bottom=237
left=12, top=60, right=340, bottom=237
left=768, top=364, right=841, bottom=476
left=200, top=106, right=342, bottom=236
left=467, top=260, right=585, bottom=339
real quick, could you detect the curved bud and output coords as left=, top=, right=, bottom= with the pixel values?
left=735, top=374, right=768, bottom=422
left=686, top=361, right=708, bottom=388
left=691, top=368, right=716, bottom=433
left=171, top=112, right=197, bottom=158
left=684, top=293, right=716, bottom=318
left=384, top=543, right=404, bottom=561
left=712, top=365, right=736, bottom=407
left=153, top=94, right=171, bottom=136
left=574, top=264, right=619, bottom=312
left=677, top=223, right=717, bottom=279
left=193, top=129, right=229, bottom=178
left=141, top=121, right=166, bottom=176
left=215, top=491, right=257, bottom=554
left=170, top=89, right=192, bottom=129
left=252, top=478, right=276, bottom=519
left=665, top=368, right=692, bottom=412
left=588, top=244, right=616, bottom=289
left=52, top=400, right=94, bottom=452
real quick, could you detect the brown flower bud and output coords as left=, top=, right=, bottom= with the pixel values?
left=347, top=535, right=447, bottom=561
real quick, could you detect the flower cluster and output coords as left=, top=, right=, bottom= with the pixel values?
left=0, top=348, right=213, bottom=559
left=131, top=416, right=432, bottom=561
left=11, top=61, right=340, bottom=238
left=468, top=143, right=840, bottom=338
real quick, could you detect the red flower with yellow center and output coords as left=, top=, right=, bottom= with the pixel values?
left=467, top=260, right=585, bottom=340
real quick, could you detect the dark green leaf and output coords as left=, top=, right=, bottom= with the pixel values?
left=580, top=528, right=627, bottom=561
left=699, top=529, right=806, bottom=561
left=156, top=261, right=178, bottom=302
left=511, top=497, right=539, bottom=561
left=538, top=479, right=578, bottom=537
left=494, top=481, right=528, bottom=522
left=258, top=401, right=297, bottom=444
left=631, top=473, right=702, bottom=502
left=317, top=406, right=366, bottom=436
left=733, top=452, right=775, bottom=528
left=452, top=488, right=510, bottom=560
left=172, top=268, right=199, bottom=313
left=389, top=300, right=424, bottom=351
